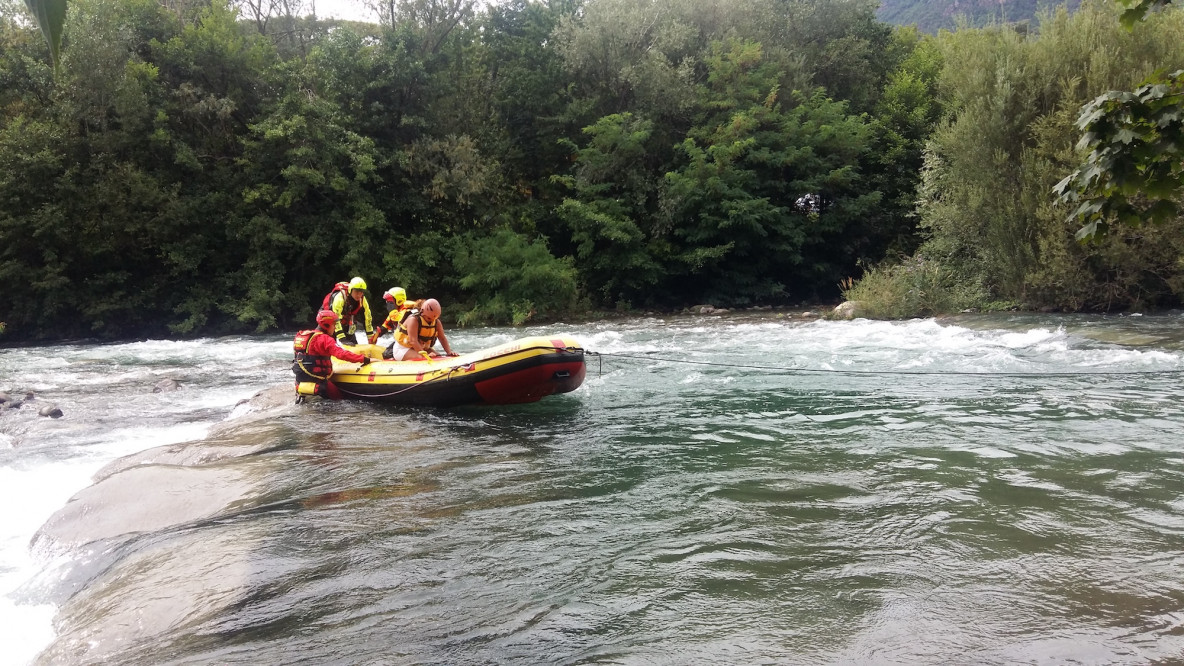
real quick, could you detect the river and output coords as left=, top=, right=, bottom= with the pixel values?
left=2, top=312, right=1183, bottom=664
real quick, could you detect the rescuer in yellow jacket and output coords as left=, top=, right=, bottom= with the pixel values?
left=320, top=276, right=374, bottom=344
left=369, top=287, right=417, bottom=344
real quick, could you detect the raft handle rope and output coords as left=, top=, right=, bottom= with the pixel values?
left=334, top=366, right=462, bottom=399
left=334, top=344, right=587, bottom=399
left=584, top=351, right=1184, bottom=378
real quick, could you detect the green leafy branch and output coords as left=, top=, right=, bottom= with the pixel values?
left=1055, top=0, right=1181, bottom=241
left=1054, top=69, right=1184, bottom=240
left=22, top=0, right=67, bottom=72
left=1117, top=0, right=1176, bottom=27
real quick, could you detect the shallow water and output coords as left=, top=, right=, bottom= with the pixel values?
left=3, top=312, right=1184, bottom=664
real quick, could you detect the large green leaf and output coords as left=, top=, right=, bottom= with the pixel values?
left=23, top=0, right=68, bottom=71
left=1118, top=0, right=1174, bottom=29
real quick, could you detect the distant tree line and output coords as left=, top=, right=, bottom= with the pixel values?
left=0, top=0, right=1180, bottom=340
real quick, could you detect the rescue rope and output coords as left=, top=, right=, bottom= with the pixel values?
left=333, top=362, right=465, bottom=399
left=584, top=351, right=1184, bottom=378
left=334, top=368, right=459, bottom=399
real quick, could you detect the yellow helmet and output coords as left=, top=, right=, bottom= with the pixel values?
left=384, top=287, right=407, bottom=306
left=348, top=276, right=367, bottom=291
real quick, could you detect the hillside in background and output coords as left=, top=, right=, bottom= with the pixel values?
left=877, top=0, right=1081, bottom=32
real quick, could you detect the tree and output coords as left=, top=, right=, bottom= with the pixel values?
left=449, top=228, right=578, bottom=325
left=481, top=0, right=575, bottom=202
left=860, top=28, right=944, bottom=260
left=662, top=39, right=878, bottom=304
left=1114, top=0, right=1175, bottom=25
left=1055, top=0, right=1183, bottom=240
left=553, top=112, right=666, bottom=306
left=851, top=1, right=1184, bottom=317
left=235, top=56, right=384, bottom=330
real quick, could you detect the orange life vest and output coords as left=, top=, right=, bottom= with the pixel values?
left=395, top=311, right=438, bottom=349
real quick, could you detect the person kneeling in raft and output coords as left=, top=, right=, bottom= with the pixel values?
left=384, top=298, right=459, bottom=361
left=293, top=309, right=371, bottom=399
left=369, top=286, right=417, bottom=344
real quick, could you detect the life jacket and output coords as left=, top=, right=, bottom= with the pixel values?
left=379, top=302, right=416, bottom=334
left=292, top=329, right=333, bottom=380
left=321, top=282, right=363, bottom=320
left=394, top=301, right=418, bottom=327
left=395, top=310, right=437, bottom=349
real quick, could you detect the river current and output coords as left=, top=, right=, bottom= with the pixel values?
left=2, top=312, right=1184, bottom=664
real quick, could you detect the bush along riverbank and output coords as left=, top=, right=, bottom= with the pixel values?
left=841, top=3, right=1184, bottom=320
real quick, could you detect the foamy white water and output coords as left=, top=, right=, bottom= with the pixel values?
left=3, top=313, right=1184, bottom=663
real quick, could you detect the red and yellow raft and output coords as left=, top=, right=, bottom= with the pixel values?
left=327, top=336, right=586, bottom=407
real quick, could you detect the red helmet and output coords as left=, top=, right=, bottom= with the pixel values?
left=316, top=309, right=339, bottom=328
left=420, top=298, right=441, bottom=320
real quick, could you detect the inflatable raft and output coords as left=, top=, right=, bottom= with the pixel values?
left=326, top=336, right=586, bottom=407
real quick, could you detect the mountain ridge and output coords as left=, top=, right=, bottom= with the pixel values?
left=876, top=0, right=1083, bottom=32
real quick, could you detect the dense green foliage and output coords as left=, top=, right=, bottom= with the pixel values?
left=1056, top=67, right=1184, bottom=240
left=2, top=0, right=1182, bottom=339
left=847, top=0, right=1184, bottom=316
left=0, top=0, right=925, bottom=339
left=1056, top=0, right=1182, bottom=241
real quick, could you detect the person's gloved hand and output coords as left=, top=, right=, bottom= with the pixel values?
left=359, top=357, right=371, bottom=366
left=367, top=332, right=378, bottom=344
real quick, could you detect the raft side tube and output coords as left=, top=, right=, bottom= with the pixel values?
left=326, top=336, right=586, bottom=406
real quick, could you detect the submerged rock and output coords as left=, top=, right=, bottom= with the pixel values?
left=152, top=378, right=181, bottom=393
left=95, top=385, right=296, bottom=481
left=29, top=383, right=305, bottom=663
left=38, top=404, right=63, bottom=418
left=231, top=385, right=296, bottom=413
left=35, top=464, right=257, bottom=550
left=2, top=392, right=38, bottom=410
left=37, top=523, right=258, bottom=665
